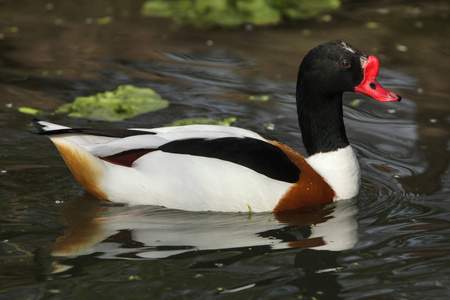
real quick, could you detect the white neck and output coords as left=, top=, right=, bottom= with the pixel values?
left=305, top=146, right=360, bottom=200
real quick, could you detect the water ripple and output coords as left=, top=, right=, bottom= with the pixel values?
left=162, top=50, right=253, bottom=67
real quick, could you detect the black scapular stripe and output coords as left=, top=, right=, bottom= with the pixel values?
left=40, top=128, right=155, bottom=138
left=158, top=137, right=301, bottom=183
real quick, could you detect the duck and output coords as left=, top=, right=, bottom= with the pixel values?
left=34, top=40, right=401, bottom=213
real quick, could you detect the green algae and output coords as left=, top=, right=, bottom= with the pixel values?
left=96, top=16, right=113, bottom=25
left=54, top=85, right=169, bottom=121
left=168, top=117, right=236, bottom=126
left=18, top=107, right=42, bottom=115
left=249, top=95, right=270, bottom=102
left=141, top=0, right=341, bottom=28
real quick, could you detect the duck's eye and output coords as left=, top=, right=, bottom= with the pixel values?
left=340, top=60, right=351, bottom=69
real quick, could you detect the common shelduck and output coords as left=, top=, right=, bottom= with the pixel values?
left=34, top=40, right=401, bottom=213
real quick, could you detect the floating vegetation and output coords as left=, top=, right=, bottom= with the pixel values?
left=168, top=117, right=236, bottom=126
left=96, top=16, right=113, bottom=25
left=18, top=107, right=42, bottom=115
left=54, top=85, right=169, bottom=121
left=141, top=0, right=341, bottom=28
left=249, top=95, right=270, bottom=102
left=365, top=21, right=379, bottom=29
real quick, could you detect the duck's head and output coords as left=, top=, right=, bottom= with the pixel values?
left=296, top=40, right=402, bottom=156
left=297, top=40, right=402, bottom=103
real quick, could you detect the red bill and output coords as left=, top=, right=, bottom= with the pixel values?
left=355, top=56, right=402, bottom=102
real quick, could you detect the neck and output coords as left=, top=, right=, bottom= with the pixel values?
left=296, top=88, right=360, bottom=200
left=297, top=90, right=349, bottom=156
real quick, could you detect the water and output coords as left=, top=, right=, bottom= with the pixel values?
left=1, top=1, right=449, bottom=299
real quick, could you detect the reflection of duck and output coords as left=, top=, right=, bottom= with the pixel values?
left=51, top=196, right=358, bottom=260
left=34, top=40, right=401, bottom=212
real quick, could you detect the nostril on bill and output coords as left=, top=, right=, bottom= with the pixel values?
left=370, top=82, right=376, bottom=90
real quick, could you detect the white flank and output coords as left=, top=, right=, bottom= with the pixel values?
left=100, top=151, right=291, bottom=212
left=305, top=146, right=360, bottom=200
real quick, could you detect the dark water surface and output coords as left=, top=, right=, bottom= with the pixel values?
left=1, top=1, right=449, bottom=299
